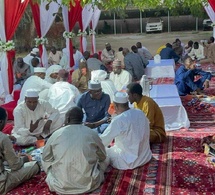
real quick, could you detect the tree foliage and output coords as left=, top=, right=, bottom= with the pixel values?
left=44, top=0, right=208, bottom=11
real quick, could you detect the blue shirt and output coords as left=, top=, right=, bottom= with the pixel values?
left=175, top=65, right=212, bottom=95
left=77, top=92, right=111, bottom=123
left=160, top=47, right=180, bottom=62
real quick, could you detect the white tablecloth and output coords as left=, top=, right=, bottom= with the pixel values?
left=150, top=84, right=190, bottom=131
left=145, top=59, right=175, bottom=78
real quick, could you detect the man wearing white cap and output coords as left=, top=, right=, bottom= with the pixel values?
left=12, top=89, right=63, bottom=146
left=23, top=48, right=41, bottom=72
left=18, top=67, right=52, bottom=104
left=47, top=69, right=80, bottom=121
left=45, top=65, right=62, bottom=84
left=77, top=80, right=111, bottom=133
left=100, top=91, right=152, bottom=170
left=109, top=60, right=132, bottom=91
left=91, top=69, right=117, bottom=102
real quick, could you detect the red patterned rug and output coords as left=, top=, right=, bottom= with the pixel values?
left=7, top=130, right=215, bottom=195
left=6, top=64, right=215, bottom=195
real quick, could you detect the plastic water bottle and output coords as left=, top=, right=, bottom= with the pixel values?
left=140, top=75, right=150, bottom=96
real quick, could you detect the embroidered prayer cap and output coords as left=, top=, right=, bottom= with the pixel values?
left=91, top=70, right=107, bottom=81
left=31, top=48, right=39, bottom=54
left=79, top=60, right=87, bottom=69
left=105, top=42, right=111, bottom=47
left=25, top=89, right=39, bottom=97
left=113, top=91, right=128, bottom=104
left=34, top=67, right=46, bottom=73
left=112, top=60, right=122, bottom=67
left=88, top=80, right=102, bottom=90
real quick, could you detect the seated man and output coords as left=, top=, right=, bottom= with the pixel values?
left=200, top=36, right=215, bottom=64
left=45, top=65, right=62, bottom=84
left=188, top=42, right=204, bottom=60
left=77, top=80, right=111, bottom=133
left=127, top=83, right=166, bottom=143
left=160, top=43, right=180, bottom=62
left=115, top=47, right=125, bottom=68
left=175, top=56, right=212, bottom=96
left=47, top=69, right=80, bottom=121
left=109, top=60, right=132, bottom=91
left=101, top=43, right=115, bottom=66
left=18, top=67, right=52, bottom=104
left=42, top=107, right=109, bottom=195
left=172, top=38, right=183, bottom=58
left=72, top=60, right=91, bottom=93
left=0, top=107, right=40, bottom=194
left=100, top=92, right=152, bottom=170
left=87, top=53, right=104, bottom=70
left=48, top=46, right=62, bottom=65
left=12, top=89, right=63, bottom=146
left=123, top=48, right=148, bottom=82
left=91, top=69, right=117, bottom=102
left=14, top=57, right=31, bottom=86
left=136, top=42, right=153, bottom=60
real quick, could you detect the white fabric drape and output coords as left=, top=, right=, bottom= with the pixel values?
left=40, top=0, right=60, bottom=68
left=0, top=0, right=12, bottom=103
left=204, top=2, right=215, bottom=38
left=81, top=4, right=94, bottom=52
left=62, top=6, right=70, bottom=68
left=91, top=6, right=101, bottom=54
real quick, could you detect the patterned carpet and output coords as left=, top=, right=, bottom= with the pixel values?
left=6, top=64, right=215, bottom=195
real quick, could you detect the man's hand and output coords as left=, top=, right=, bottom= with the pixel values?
left=203, top=80, right=210, bottom=88
left=29, top=118, right=43, bottom=133
left=84, top=122, right=96, bottom=129
left=43, top=120, right=52, bottom=135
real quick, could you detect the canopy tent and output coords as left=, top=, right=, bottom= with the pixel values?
left=0, top=0, right=101, bottom=103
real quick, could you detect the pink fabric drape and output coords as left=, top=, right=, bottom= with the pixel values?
left=4, top=0, right=29, bottom=93
left=29, top=0, right=43, bottom=61
left=68, top=0, right=82, bottom=67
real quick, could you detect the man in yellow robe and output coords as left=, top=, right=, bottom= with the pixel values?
left=127, top=83, right=166, bottom=143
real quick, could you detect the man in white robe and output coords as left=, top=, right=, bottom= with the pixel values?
left=42, top=107, right=109, bottom=195
left=91, top=69, right=117, bottom=102
left=18, top=67, right=52, bottom=104
left=12, top=89, right=63, bottom=146
left=109, top=60, right=132, bottom=91
left=100, top=92, right=152, bottom=170
left=47, top=69, right=80, bottom=121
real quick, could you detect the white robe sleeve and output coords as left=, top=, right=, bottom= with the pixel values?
left=43, top=101, right=60, bottom=122
left=100, top=118, right=121, bottom=147
left=13, top=107, right=31, bottom=136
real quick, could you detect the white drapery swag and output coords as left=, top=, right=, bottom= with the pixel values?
left=81, top=4, right=94, bottom=52
left=204, top=2, right=215, bottom=38
left=39, top=0, right=60, bottom=68
left=91, top=6, right=101, bottom=54
left=0, top=0, right=12, bottom=103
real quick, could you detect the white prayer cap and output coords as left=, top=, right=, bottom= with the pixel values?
left=112, top=60, right=122, bottom=67
left=34, top=67, right=46, bottom=73
left=31, top=48, right=39, bottom=54
left=113, top=91, right=128, bottom=104
left=88, top=80, right=101, bottom=90
left=91, top=70, right=107, bottom=81
left=25, top=89, right=39, bottom=97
